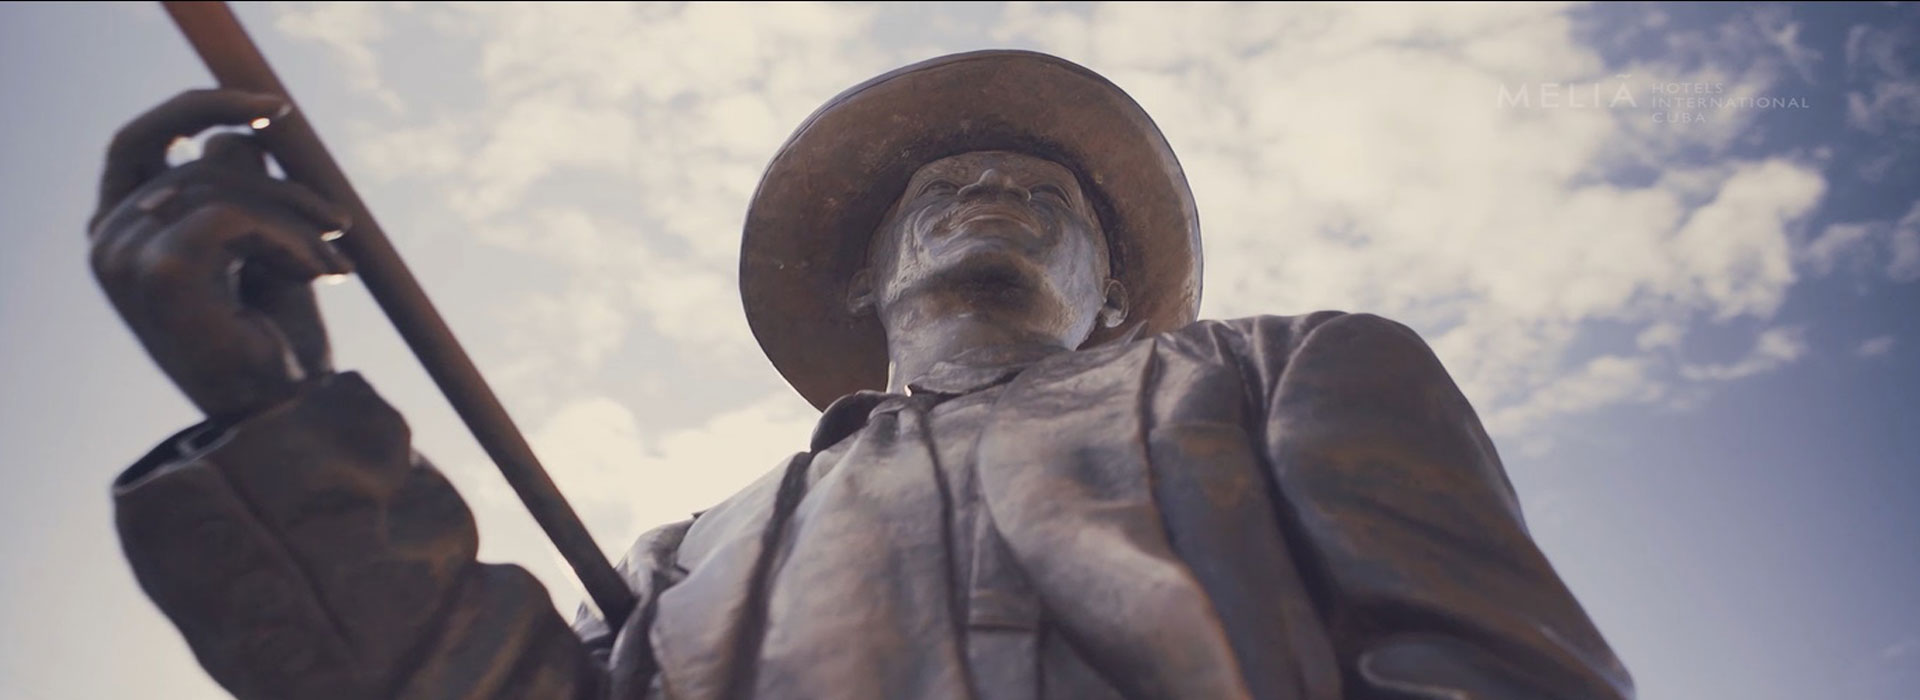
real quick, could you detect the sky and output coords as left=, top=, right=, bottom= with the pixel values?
left=0, top=2, right=1916, bottom=698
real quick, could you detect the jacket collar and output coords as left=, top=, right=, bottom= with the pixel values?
left=807, top=342, right=1070, bottom=451
left=906, top=342, right=1071, bottom=397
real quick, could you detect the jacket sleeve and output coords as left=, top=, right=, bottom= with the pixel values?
left=571, top=517, right=694, bottom=699
left=112, top=371, right=603, bottom=699
left=1238, top=312, right=1634, bottom=699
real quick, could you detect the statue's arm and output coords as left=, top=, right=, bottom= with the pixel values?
left=114, top=371, right=603, bottom=699
left=92, top=90, right=619, bottom=698
left=1240, top=312, right=1634, bottom=699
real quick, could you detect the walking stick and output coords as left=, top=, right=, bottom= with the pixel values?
left=159, top=1, right=637, bottom=625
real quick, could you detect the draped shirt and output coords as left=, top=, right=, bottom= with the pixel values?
left=685, top=341, right=1157, bottom=699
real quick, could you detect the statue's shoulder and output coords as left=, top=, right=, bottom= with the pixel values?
left=1152, top=311, right=1433, bottom=369
left=1183, top=311, right=1427, bottom=343
left=673, top=453, right=802, bottom=569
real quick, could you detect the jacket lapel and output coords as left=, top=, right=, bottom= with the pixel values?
left=647, top=453, right=803, bottom=699
left=977, top=339, right=1253, bottom=700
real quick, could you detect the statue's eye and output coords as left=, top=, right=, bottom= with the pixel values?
left=920, top=180, right=959, bottom=197
left=1032, top=184, right=1068, bottom=203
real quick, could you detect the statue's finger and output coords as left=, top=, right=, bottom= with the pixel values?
left=130, top=202, right=337, bottom=301
left=90, top=208, right=165, bottom=289
left=135, top=151, right=353, bottom=239
left=219, top=203, right=348, bottom=282
left=95, top=89, right=286, bottom=229
left=244, top=198, right=353, bottom=277
left=224, top=172, right=353, bottom=237
left=120, top=205, right=255, bottom=317
left=92, top=168, right=348, bottom=291
left=238, top=263, right=332, bottom=378
left=225, top=207, right=344, bottom=380
left=162, top=148, right=353, bottom=235
left=200, top=132, right=271, bottom=177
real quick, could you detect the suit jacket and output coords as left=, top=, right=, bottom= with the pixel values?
left=113, top=312, right=1632, bottom=699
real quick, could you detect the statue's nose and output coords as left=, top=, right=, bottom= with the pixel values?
left=958, top=168, right=1030, bottom=202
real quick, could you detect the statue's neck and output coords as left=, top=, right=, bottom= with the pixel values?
left=881, top=312, right=1072, bottom=393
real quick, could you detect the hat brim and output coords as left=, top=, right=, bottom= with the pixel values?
left=741, top=50, right=1201, bottom=410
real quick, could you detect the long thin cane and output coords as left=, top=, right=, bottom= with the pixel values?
left=159, top=1, right=637, bottom=625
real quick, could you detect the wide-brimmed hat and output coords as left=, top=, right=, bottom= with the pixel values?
left=741, top=50, right=1201, bottom=410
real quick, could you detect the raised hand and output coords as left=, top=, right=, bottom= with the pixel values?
left=89, top=89, right=353, bottom=422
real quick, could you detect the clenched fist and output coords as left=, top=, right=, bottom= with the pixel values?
left=89, top=89, right=353, bottom=422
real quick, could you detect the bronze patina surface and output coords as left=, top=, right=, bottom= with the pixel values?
left=94, top=50, right=1632, bottom=699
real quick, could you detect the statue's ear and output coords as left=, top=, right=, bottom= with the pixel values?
left=1098, top=278, right=1129, bottom=329
left=846, top=268, right=876, bottom=316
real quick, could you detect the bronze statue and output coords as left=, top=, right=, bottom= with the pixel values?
left=93, top=50, right=1632, bottom=699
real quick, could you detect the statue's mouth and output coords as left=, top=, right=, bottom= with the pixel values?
left=943, top=202, right=1042, bottom=237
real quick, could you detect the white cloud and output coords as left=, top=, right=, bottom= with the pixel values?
left=274, top=3, right=1854, bottom=478
left=992, top=4, right=1826, bottom=435
left=434, top=2, right=896, bottom=258
left=1637, top=322, right=1686, bottom=351
left=1806, top=221, right=1877, bottom=275
left=1807, top=200, right=1920, bottom=282
left=1680, top=326, right=1807, bottom=381
left=527, top=392, right=818, bottom=543
left=1761, top=11, right=1821, bottom=84
left=331, top=3, right=906, bottom=384
left=1849, top=82, right=1920, bottom=135
left=1668, top=159, right=1822, bottom=320
left=1844, top=23, right=1920, bottom=136
left=272, top=2, right=406, bottom=112
left=355, top=118, right=469, bottom=178
left=1892, top=219, right=1920, bottom=282
left=451, top=97, right=641, bottom=219
left=1486, top=354, right=1666, bottom=436
left=502, top=285, right=629, bottom=368
left=1857, top=335, right=1895, bottom=358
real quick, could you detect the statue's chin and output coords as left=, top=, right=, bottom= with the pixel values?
left=886, top=251, right=1048, bottom=313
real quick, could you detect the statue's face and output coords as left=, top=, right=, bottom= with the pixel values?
left=857, top=150, right=1123, bottom=346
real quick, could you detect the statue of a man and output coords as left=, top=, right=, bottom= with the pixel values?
left=92, top=51, right=1632, bottom=699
